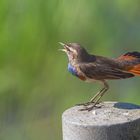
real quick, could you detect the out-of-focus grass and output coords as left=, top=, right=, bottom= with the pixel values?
left=0, top=0, right=140, bottom=139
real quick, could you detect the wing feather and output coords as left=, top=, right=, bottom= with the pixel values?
left=79, top=63, right=134, bottom=80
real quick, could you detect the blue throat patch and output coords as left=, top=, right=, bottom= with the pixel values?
left=68, top=63, right=78, bottom=76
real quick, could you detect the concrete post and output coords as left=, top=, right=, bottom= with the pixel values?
left=62, top=102, right=140, bottom=140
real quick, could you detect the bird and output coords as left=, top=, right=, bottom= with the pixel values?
left=59, top=42, right=140, bottom=111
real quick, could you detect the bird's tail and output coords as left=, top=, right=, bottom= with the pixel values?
left=117, top=51, right=140, bottom=76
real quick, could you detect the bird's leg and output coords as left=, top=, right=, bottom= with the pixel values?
left=76, top=82, right=106, bottom=106
left=89, top=87, right=106, bottom=103
left=76, top=91, right=103, bottom=106
left=80, top=81, right=109, bottom=111
left=79, top=88, right=106, bottom=110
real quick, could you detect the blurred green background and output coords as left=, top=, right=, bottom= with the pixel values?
left=0, top=0, right=140, bottom=139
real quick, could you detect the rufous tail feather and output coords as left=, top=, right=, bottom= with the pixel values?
left=118, top=51, right=140, bottom=76
left=128, top=64, right=140, bottom=76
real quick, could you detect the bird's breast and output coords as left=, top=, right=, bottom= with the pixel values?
left=68, top=63, right=78, bottom=76
left=67, top=63, right=86, bottom=81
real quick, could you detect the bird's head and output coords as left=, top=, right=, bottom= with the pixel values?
left=59, top=42, right=89, bottom=63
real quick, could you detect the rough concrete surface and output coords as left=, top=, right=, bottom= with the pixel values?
left=62, top=102, right=140, bottom=140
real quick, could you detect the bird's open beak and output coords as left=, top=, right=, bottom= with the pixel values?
left=58, top=42, right=68, bottom=52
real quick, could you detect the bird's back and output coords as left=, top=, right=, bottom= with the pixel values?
left=77, top=52, right=140, bottom=81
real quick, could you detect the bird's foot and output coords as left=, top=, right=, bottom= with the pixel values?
left=76, top=101, right=101, bottom=107
left=79, top=103, right=103, bottom=111
left=76, top=101, right=94, bottom=106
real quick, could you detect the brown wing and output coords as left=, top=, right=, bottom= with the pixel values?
left=79, top=63, right=134, bottom=80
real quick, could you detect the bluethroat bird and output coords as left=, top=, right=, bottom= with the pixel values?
left=59, top=42, right=140, bottom=111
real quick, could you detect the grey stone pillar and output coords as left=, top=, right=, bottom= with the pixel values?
left=62, top=102, right=140, bottom=140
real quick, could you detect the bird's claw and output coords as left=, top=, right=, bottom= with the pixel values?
left=76, top=101, right=101, bottom=107
left=79, top=103, right=103, bottom=111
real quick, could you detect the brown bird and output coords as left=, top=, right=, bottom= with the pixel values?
left=59, top=42, right=140, bottom=111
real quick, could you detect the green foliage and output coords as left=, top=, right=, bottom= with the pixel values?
left=0, top=0, right=140, bottom=139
